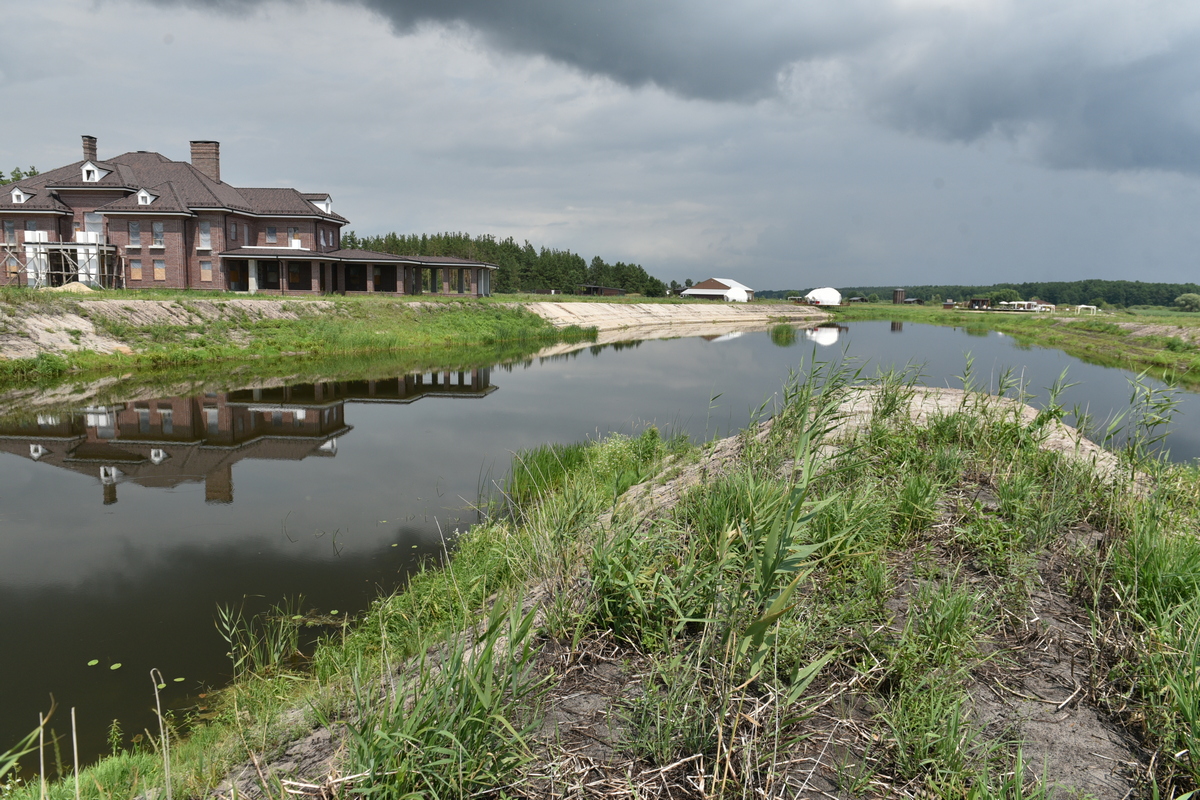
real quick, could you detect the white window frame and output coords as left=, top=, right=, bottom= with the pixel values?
left=128, top=220, right=140, bottom=248
left=151, top=221, right=164, bottom=248
left=198, top=220, right=211, bottom=250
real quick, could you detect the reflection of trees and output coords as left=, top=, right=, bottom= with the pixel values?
left=769, top=324, right=798, bottom=347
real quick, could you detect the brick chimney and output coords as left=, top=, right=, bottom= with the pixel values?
left=190, top=140, right=221, bottom=183
left=82, top=135, right=97, bottom=163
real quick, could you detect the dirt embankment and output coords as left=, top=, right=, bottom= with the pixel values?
left=0, top=298, right=325, bottom=360
left=0, top=299, right=827, bottom=361
left=217, top=386, right=1147, bottom=800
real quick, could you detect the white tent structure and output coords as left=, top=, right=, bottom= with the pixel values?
left=804, top=287, right=842, bottom=306
left=804, top=327, right=841, bottom=347
left=680, top=278, right=755, bottom=302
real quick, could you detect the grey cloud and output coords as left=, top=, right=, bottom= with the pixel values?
left=146, top=0, right=893, bottom=100
left=139, top=0, right=1200, bottom=174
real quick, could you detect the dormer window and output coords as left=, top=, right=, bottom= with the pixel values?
left=137, top=189, right=156, bottom=205
left=80, top=161, right=110, bottom=183
left=10, top=188, right=26, bottom=204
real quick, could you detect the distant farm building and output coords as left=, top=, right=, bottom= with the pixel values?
left=578, top=284, right=626, bottom=296
left=680, top=278, right=754, bottom=302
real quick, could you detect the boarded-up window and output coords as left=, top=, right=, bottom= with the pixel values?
left=200, top=260, right=212, bottom=282
left=4, top=256, right=18, bottom=277
left=130, top=259, right=142, bottom=280
left=153, top=259, right=165, bottom=281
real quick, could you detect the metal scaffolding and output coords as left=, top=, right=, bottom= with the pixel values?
left=1, top=240, right=124, bottom=289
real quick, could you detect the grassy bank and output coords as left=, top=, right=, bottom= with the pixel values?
left=6, top=362, right=1200, bottom=799
left=835, top=303, right=1200, bottom=387
left=0, top=289, right=595, bottom=392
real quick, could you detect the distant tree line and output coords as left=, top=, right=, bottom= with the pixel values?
left=0, top=167, right=39, bottom=186
left=339, top=231, right=667, bottom=296
left=759, top=280, right=1200, bottom=308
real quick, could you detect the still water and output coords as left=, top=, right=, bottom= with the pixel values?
left=0, top=320, right=1195, bottom=766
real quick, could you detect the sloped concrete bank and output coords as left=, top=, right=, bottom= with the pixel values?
left=523, top=301, right=827, bottom=332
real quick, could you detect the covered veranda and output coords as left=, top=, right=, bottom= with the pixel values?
left=218, top=249, right=495, bottom=297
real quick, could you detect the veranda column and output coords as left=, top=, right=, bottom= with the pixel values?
left=247, top=259, right=258, bottom=294
left=366, top=264, right=375, bottom=294
left=310, top=261, right=320, bottom=293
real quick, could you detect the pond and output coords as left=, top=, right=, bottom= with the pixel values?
left=0, top=319, right=1195, bottom=767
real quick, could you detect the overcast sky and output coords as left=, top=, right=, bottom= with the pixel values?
left=4, top=0, right=1200, bottom=289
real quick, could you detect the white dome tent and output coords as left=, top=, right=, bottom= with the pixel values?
left=804, top=287, right=842, bottom=306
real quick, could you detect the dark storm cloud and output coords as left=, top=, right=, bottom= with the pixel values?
left=148, top=0, right=892, bottom=100
left=142, top=0, right=1200, bottom=174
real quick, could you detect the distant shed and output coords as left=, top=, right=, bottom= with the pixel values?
left=680, top=278, right=754, bottom=302
left=578, top=284, right=627, bottom=296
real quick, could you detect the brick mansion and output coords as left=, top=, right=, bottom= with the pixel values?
left=0, top=136, right=496, bottom=296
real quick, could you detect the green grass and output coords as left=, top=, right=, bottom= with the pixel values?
left=0, top=297, right=596, bottom=394
left=11, top=358, right=1200, bottom=799
left=835, top=303, right=1200, bottom=387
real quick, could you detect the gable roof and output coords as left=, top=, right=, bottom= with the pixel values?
left=684, top=277, right=753, bottom=293
left=0, top=184, right=71, bottom=214
left=0, top=146, right=347, bottom=223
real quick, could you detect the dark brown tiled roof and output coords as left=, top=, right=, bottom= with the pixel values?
left=689, top=278, right=731, bottom=291
left=332, top=248, right=413, bottom=262
left=0, top=184, right=71, bottom=213
left=220, top=247, right=346, bottom=259
left=215, top=248, right=499, bottom=268
left=0, top=148, right=346, bottom=223
left=97, top=182, right=193, bottom=215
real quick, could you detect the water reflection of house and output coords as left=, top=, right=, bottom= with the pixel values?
left=0, top=367, right=494, bottom=504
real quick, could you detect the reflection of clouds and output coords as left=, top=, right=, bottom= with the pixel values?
left=707, top=332, right=745, bottom=343
left=804, top=327, right=841, bottom=347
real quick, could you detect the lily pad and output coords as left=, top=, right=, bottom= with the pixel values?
left=157, top=683, right=166, bottom=690
left=173, top=677, right=185, bottom=683
left=87, top=659, right=99, bottom=667
left=109, top=663, right=122, bottom=670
